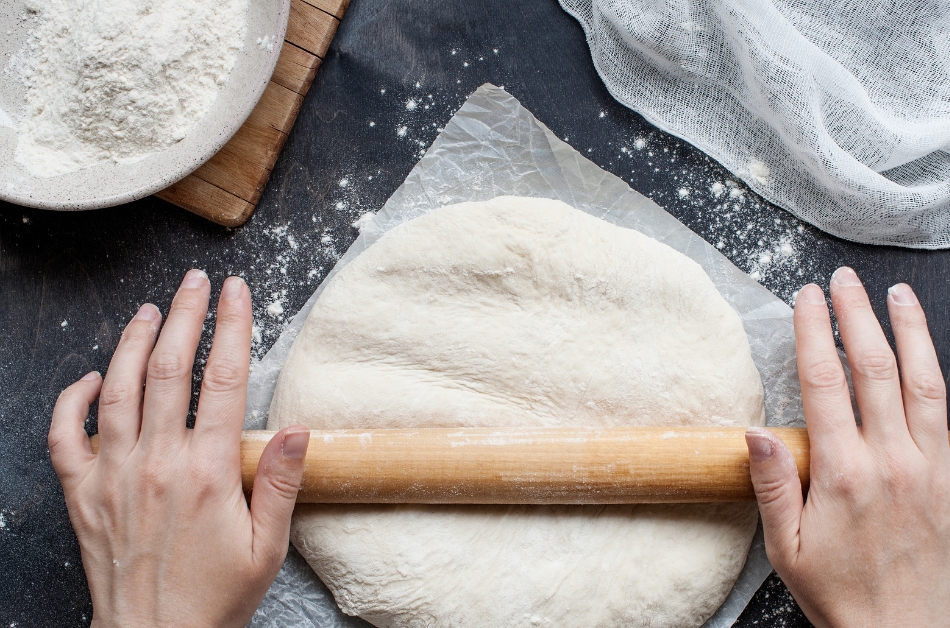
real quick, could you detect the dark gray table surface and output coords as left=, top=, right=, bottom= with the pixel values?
left=2, top=1, right=948, bottom=626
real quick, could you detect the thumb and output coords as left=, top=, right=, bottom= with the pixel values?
left=745, top=427, right=804, bottom=571
left=49, top=372, right=102, bottom=494
left=250, top=425, right=310, bottom=573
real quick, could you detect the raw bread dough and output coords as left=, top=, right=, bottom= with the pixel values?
left=268, top=196, right=764, bottom=628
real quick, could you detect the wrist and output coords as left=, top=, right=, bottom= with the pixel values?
left=91, top=610, right=226, bottom=628
left=90, top=611, right=159, bottom=628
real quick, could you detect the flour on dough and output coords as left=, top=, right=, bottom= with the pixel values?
left=268, top=196, right=765, bottom=628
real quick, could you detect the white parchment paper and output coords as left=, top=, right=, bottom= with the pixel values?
left=246, top=84, right=808, bottom=628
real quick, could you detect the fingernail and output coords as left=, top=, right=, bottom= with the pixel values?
left=746, top=428, right=774, bottom=462
left=831, top=266, right=862, bottom=287
left=281, top=430, right=310, bottom=460
left=81, top=371, right=100, bottom=381
left=221, top=276, right=245, bottom=301
left=133, top=303, right=160, bottom=322
left=887, top=283, right=918, bottom=306
left=180, top=269, right=208, bottom=290
left=796, top=284, right=825, bottom=306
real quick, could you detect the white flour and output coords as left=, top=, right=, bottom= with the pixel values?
left=13, top=0, right=247, bottom=176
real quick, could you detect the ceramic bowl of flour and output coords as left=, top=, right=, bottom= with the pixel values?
left=0, top=0, right=289, bottom=210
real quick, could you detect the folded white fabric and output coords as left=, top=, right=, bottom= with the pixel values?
left=561, top=0, right=950, bottom=248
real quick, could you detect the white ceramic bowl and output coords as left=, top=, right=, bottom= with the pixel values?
left=0, top=0, right=290, bottom=210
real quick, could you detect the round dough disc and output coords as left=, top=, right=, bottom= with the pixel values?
left=268, top=196, right=765, bottom=628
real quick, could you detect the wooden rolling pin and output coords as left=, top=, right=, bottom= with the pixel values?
left=90, top=427, right=813, bottom=503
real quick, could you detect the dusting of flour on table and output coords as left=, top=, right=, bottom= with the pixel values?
left=12, top=0, right=247, bottom=176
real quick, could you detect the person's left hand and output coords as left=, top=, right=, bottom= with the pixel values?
left=49, top=270, right=310, bottom=628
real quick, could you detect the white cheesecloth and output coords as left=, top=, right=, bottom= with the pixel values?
left=559, top=0, right=950, bottom=248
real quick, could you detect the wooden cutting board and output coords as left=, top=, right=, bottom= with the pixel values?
left=155, top=0, right=349, bottom=227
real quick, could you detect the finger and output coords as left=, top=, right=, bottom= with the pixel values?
left=98, top=303, right=162, bottom=462
left=140, top=269, right=210, bottom=448
left=250, top=426, right=310, bottom=575
left=194, top=277, right=252, bottom=460
left=887, top=283, right=948, bottom=455
left=794, top=283, right=860, bottom=466
left=49, top=372, right=102, bottom=494
left=829, top=267, right=909, bottom=447
left=746, top=428, right=803, bottom=573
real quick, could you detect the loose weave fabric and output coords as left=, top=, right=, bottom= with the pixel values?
left=560, top=0, right=950, bottom=248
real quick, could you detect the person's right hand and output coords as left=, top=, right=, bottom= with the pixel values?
left=745, top=267, right=950, bottom=628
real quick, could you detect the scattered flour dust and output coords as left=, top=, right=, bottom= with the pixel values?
left=241, top=216, right=366, bottom=361
left=355, top=45, right=822, bottom=309
left=609, top=131, right=827, bottom=305
left=351, top=211, right=376, bottom=231
left=11, top=0, right=248, bottom=176
left=371, top=45, right=506, bottom=162
left=743, top=574, right=812, bottom=626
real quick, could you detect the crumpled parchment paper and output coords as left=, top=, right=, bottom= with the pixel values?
left=245, top=84, right=809, bottom=628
